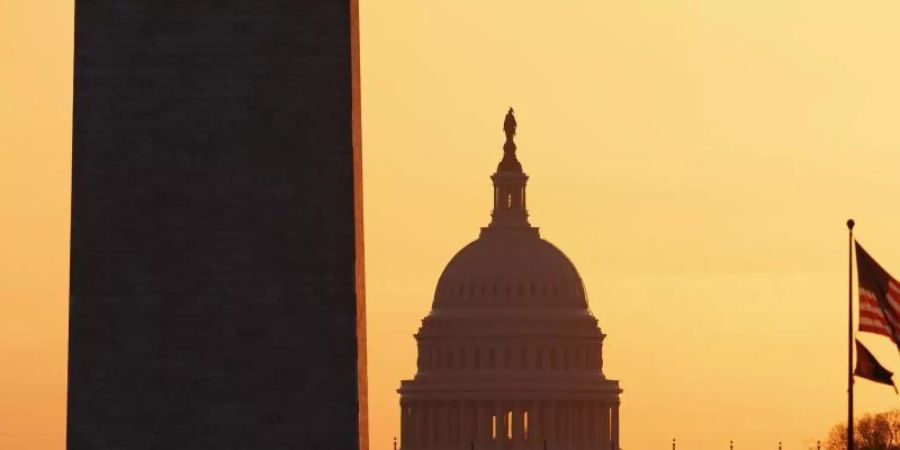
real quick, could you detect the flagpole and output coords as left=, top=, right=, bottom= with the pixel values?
left=848, top=218, right=855, bottom=450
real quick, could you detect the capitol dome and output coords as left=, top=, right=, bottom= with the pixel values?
left=432, top=107, right=587, bottom=311
left=433, top=230, right=588, bottom=310
left=398, top=108, right=621, bottom=450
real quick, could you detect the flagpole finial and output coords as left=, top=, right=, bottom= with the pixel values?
left=848, top=219, right=855, bottom=230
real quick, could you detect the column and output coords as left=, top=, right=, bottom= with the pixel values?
left=456, top=401, right=469, bottom=445
left=423, top=402, right=429, bottom=450
left=598, top=402, right=611, bottom=449
left=410, top=402, right=416, bottom=449
left=555, top=401, right=562, bottom=447
left=400, top=402, right=409, bottom=450
left=574, top=402, right=582, bottom=447
left=406, top=403, right=412, bottom=450
left=438, top=401, right=443, bottom=449
left=571, top=402, right=578, bottom=448
left=486, top=401, right=492, bottom=443
left=439, top=401, right=447, bottom=449
left=567, top=401, right=575, bottom=447
left=513, top=403, right=523, bottom=449
left=452, top=401, right=459, bottom=448
left=582, top=402, right=590, bottom=448
left=612, top=402, right=620, bottom=450
left=578, top=401, right=586, bottom=448
left=555, top=401, right=563, bottom=447
left=494, top=402, right=503, bottom=450
left=415, top=402, right=422, bottom=450
left=476, top=400, right=486, bottom=444
left=501, top=402, right=509, bottom=446
left=425, top=401, right=432, bottom=448
left=583, top=402, right=591, bottom=447
left=454, top=401, right=460, bottom=448
left=435, top=401, right=442, bottom=450
left=472, top=401, right=480, bottom=446
left=438, top=402, right=453, bottom=448
left=547, top=402, right=557, bottom=447
left=413, top=402, right=421, bottom=449
left=460, top=401, right=470, bottom=447
left=452, top=402, right=459, bottom=447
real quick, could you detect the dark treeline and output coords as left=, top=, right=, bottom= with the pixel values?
left=818, top=410, right=900, bottom=450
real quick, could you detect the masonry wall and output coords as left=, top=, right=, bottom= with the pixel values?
left=68, top=2, right=364, bottom=449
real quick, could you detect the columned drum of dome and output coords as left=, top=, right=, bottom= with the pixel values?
left=398, top=109, right=622, bottom=450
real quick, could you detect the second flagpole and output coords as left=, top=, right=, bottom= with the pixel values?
left=848, top=218, right=855, bottom=450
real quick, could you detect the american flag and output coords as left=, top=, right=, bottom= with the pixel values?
left=854, top=339, right=897, bottom=392
left=856, top=242, right=900, bottom=348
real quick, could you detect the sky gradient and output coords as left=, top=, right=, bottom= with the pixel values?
left=360, top=2, right=900, bottom=450
left=3, top=1, right=900, bottom=449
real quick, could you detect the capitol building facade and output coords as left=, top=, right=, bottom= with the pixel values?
left=398, top=110, right=622, bottom=450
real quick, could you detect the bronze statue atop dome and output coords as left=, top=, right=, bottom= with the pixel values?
left=498, top=107, right=522, bottom=172
left=503, top=107, right=517, bottom=139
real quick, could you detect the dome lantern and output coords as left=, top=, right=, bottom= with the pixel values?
left=490, top=108, right=531, bottom=229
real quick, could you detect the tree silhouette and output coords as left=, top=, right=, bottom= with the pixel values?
left=821, top=410, right=900, bottom=450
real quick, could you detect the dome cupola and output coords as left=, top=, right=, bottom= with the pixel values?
left=433, top=107, right=588, bottom=310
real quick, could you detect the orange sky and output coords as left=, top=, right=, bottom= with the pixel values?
left=4, top=1, right=900, bottom=449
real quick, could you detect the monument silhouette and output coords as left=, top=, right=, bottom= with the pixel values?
left=398, top=110, right=622, bottom=450
left=67, top=2, right=365, bottom=449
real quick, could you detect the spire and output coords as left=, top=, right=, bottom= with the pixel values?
left=488, top=107, right=530, bottom=229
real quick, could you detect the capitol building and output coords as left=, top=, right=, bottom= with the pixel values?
left=398, top=110, right=622, bottom=450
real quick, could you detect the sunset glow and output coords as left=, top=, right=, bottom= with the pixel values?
left=5, top=1, right=900, bottom=449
